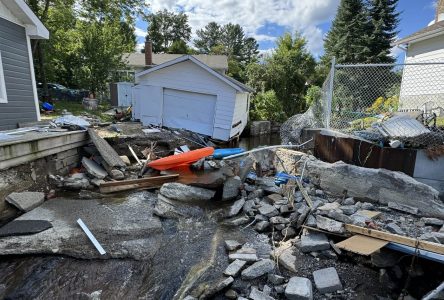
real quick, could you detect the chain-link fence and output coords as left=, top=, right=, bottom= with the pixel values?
left=317, top=58, right=444, bottom=148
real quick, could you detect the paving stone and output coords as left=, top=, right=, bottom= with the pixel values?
left=285, top=276, right=313, bottom=300
left=224, top=240, right=243, bottom=251
left=258, top=203, right=279, bottom=217
left=224, top=259, right=247, bottom=276
left=316, top=216, right=344, bottom=234
left=241, top=259, right=275, bottom=280
left=312, top=267, right=342, bottom=294
left=249, top=287, right=276, bottom=300
left=6, top=192, right=45, bottom=212
left=300, top=232, right=330, bottom=253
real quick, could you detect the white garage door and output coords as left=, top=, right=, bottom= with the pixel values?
left=163, top=89, right=216, bottom=136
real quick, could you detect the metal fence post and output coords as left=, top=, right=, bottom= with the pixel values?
left=326, top=57, right=336, bottom=128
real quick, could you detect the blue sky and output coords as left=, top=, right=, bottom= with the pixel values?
left=134, top=0, right=438, bottom=61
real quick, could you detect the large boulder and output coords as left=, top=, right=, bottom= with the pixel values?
left=159, top=183, right=215, bottom=202
left=280, top=107, right=317, bottom=144
left=298, top=156, right=444, bottom=218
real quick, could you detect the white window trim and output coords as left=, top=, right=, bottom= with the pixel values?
left=0, top=51, right=7, bottom=103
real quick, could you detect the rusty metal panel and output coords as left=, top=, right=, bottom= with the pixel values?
left=314, top=132, right=416, bottom=176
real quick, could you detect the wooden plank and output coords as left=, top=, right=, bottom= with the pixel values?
left=345, top=224, right=444, bottom=255
left=99, top=174, right=178, bottom=193
left=296, top=180, right=313, bottom=208
left=336, top=235, right=388, bottom=256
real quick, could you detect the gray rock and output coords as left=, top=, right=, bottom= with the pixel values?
left=271, top=242, right=297, bottom=273
left=110, top=169, right=125, bottom=180
left=224, top=259, right=247, bottom=276
left=300, top=232, right=330, bottom=253
left=225, top=289, right=237, bottom=299
left=266, top=193, right=283, bottom=203
left=258, top=203, right=279, bottom=217
left=227, top=198, right=245, bottom=217
left=63, top=177, right=90, bottom=190
left=223, top=215, right=251, bottom=226
left=282, top=227, right=296, bottom=238
left=183, top=296, right=197, bottom=300
left=388, top=202, right=419, bottom=215
left=229, top=248, right=258, bottom=262
left=82, top=157, right=108, bottom=179
left=421, top=217, right=444, bottom=226
left=243, top=199, right=256, bottom=214
left=386, top=223, right=405, bottom=235
left=249, top=287, right=275, bottom=300
left=318, top=202, right=340, bottom=211
left=361, top=202, right=374, bottom=210
left=160, top=183, right=215, bottom=201
left=297, top=158, right=444, bottom=218
left=312, top=267, right=342, bottom=294
left=296, top=205, right=311, bottom=228
left=327, top=210, right=352, bottom=224
left=6, top=192, right=45, bottom=212
left=268, top=274, right=285, bottom=285
left=222, top=176, right=242, bottom=200
left=305, top=215, right=317, bottom=227
left=263, top=285, right=272, bottom=295
left=241, top=259, right=275, bottom=280
left=256, top=177, right=282, bottom=194
left=224, top=240, right=243, bottom=251
left=316, top=216, right=344, bottom=234
left=154, top=195, right=204, bottom=219
left=255, top=221, right=270, bottom=232
left=340, top=205, right=358, bottom=215
left=350, top=213, right=370, bottom=226
left=342, top=197, right=355, bottom=205
left=90, top=178, right=105, bottom=187
left=270, top=216, right=290, bottom=224
left=285, top=277, right=313, bottom=300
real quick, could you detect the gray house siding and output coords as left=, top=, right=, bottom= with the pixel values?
left=0, top=17, right=37, bottom=131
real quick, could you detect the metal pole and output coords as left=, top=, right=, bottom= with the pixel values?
left=326, top=57, right=336, bottom=128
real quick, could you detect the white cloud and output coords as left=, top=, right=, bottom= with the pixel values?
left=136, top=43, right=145, bottom=52
left=135, top=27, right=146, bottom=38
left=144, top=0, right=340, bottom=56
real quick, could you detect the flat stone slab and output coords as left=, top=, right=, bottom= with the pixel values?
left=82, top=157, right=108, bottom=179
left=160, top=183, right=215, bottom=202
left=241, top=259, right=275, bottom=280
left=313, top=267, right=343, bottom=294
left=300, top=232, right=330, bottom=253
left=6, top=192, right=45, bottom=212
left=0, top=220, right=52, bottom=237
left=0, top=191, right=162, bottom=260
left=224, top=259, right=247, bottom=276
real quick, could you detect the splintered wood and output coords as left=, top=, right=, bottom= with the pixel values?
left=99, top=174, right=179, bottom=193
left=335, top=235, right=388, bottom=255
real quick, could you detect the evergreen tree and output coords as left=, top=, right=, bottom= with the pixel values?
left=368, top=0, right=399, bottom=63
left=194, top=22, right=222, bottom=53
left=322, top=0, right=372, bottom=64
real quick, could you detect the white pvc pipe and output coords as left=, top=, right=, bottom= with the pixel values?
left=222, top=138, right=313, bottom=160
left=77, top=218, right=106, bottom=255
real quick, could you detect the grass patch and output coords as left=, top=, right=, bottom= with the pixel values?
left=40, top=100, right=114, bottom=122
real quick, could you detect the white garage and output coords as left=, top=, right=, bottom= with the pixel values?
left=132, top=55, right=253, bottom=141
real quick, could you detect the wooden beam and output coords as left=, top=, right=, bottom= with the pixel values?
left=99, top=174, right=179, bottom=193
left=345, top=224, right=444, bottom=255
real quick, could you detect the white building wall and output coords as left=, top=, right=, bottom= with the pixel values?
left=0, top=2, right=23, bottom=25
left=400, top=35, right=444, bottom=113
left=136, top=60, right=238, bottom=140
left=230, top=93, right=249, bottom=137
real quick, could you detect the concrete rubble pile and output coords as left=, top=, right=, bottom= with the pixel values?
left=177, top=149, right=444, bottom=299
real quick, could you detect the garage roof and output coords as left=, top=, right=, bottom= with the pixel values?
left=135, top=55, right=254, bottom=93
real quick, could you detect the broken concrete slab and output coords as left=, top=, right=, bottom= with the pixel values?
left=0, top=192, right=162, bottom=260
left=222, top=176, right=242, bottom=201
left=388, top=202, right=419, bottom=215
left=224, top=259, right=247, bottom=277
left=82, top=157, right=108, bottom=179
left=159, top=183, right=215, bottom=202
left=285, top=277, right=313, bottom=300
left=241, top=259, right=275, bottom=280
left=300, top=232, right=330, bottom=253
left=0, top=220, right=52, bottom=237
left=6, top=192, right=45, bottom=212
left=88, top=128, right=126, bottom=168
left=298, top=157, right=444, bottom=218
left=154, top=195, right=204, bottom=219
left=316, top=216, right=344, bottom=234
left=312, top=267, right=343, bottom=294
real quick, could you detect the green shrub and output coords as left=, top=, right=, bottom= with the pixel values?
left=250, top=90, right=286, bottom=122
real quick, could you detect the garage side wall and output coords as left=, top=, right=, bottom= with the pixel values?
left=137, top=60, right=237, bottom=140
left=230, top=92, right=249, bottom=137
